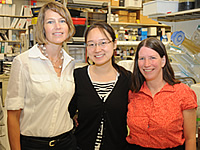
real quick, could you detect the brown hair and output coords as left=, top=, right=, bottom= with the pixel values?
left=35, top=1, right=75, bottom=44
left=131, top=37, right=180, bottom=92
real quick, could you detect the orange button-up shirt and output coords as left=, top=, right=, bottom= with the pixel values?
left=127, top=82, right=197, bottom=149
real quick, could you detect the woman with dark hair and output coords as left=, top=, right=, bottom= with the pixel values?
left=127, top=37, right=197, bottom=150
left=6, top=2, right=76, bottom=150
left=69, top=21, right=132, bottom=150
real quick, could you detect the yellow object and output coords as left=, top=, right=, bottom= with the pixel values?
left=31, top=17, right=38, bottom=25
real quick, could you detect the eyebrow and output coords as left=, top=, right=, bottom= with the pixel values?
left=87, top=38, right=108, bottom=43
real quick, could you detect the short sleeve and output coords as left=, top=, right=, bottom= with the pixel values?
left=5, top=56, right=25, bottom=110
left=179, top=83, right=197, bottom=110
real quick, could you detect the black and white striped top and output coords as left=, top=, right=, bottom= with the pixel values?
left=87, top=66, right=119, bottom=150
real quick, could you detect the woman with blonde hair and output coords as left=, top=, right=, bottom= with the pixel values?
left=6, top=2, right=76, bottom=149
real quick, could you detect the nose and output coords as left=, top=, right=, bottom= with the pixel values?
left=55, top=21, right=61, bottom=29
left=94, top=44, right=101, bottom=52
left=144, top=59, right=151, bottom=67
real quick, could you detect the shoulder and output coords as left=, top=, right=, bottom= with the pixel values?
left=74, top=65, right=88, bottom=73
left=119, top=67, right=132, bottom=79
left=173, top=83, right=194, bottom=93
left=74, top=65, right=88, bottom=78
left=173, top=83, right=197, bottom=107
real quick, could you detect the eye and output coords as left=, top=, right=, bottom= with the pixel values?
left=150, top=56, right=156, bottom=59
left=138, top=57, right=144, bottom=60
left=88, top=43, right=95, bottom=47
left=60, top=19, right=66, bottom=23
left=101, top=41, right=106, bottom=45
left=47, top=20, right=54, bottom=24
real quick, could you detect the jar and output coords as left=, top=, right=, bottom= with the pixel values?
left=179, top=0, right=195, bottom=11
left=115, top=14, right=119, bottom=22
left=118, top=27, right=125, bottom=41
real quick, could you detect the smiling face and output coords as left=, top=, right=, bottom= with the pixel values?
left=86, top=28, right=117, bottom=66
left=138, top=46, right=166, bottom=82
left=44, top=9, right=69, bottom=45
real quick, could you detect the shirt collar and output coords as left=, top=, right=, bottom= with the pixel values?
left=28, top=44, right=74, bottom=67
left=140, top=81, right=175, bottom=96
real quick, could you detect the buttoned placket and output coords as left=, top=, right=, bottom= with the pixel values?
left=48, top=64, right=63, bottom=136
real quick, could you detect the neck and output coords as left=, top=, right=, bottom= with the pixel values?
left=146, top=79, right=166, bottom=97
left=45, top=44, right=62, bottom=58
left=92, top=62, right=114, bottom=75
left=90, top=62, right=117, bottom=82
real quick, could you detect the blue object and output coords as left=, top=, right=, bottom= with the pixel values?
left=171, top=31, right=185, bottom=46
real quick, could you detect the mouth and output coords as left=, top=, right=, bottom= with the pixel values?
left=144, top=69, right=154, bottom=72
left=95, top=54, right=105, bottom=58
left=53, top=32, right=63, bottom=35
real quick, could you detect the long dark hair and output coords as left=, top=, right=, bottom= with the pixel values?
left=132, top=37, right=180, bottom=92
left=84, top=22, right=128, bottom=75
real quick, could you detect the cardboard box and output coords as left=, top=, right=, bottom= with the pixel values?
left=128, top=16, right=136, bottom=23
left=139, top=13, right=159, bottom=24
left=114, top=10, right=128, bottom=16
left=125, top=0, right=142, bottom=8
left=143, top=1, right=178, bottom=16
left=128, top=12, right=137, bottom=17
left=111, top=0, right=119, bottom=6
left=119, top=15, right=128, bottom=22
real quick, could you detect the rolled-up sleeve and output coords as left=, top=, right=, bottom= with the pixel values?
left=5, top=56, right=26, bottom=110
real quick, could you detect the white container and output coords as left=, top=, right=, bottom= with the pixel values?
left=147, top=27, right=157, bottom=36
left=143, top=1, right=179, bottom=16
left=125, top=0, right=142, bottom=8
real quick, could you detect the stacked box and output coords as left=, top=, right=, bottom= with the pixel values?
left=114, top=10, right=128, bottom=22
left=119, top=15, right=128, bottom=22
left=114, top=10, right=128, bottom=16
left=111, top=0, right=119, bottom=6
left=128, top=12, right=137, bottom=23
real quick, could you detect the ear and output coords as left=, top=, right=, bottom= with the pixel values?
left=113, top=39, right=117, bottom=50
left=161, top=55, right=166, bottom=68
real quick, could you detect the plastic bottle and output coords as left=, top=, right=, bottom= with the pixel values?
left=130, top=47, right=134, bottom=56
left=115, top=14, right=119, bottom=22
left=126, top=48, right=130, bottom=56
left=125, top=30, right=129, bottom=41
left=116, top=47, right=120, bottom=56
left=118, top=27, right=125, bottom=41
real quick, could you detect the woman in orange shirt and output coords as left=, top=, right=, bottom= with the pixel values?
left=127, top=37, right=197, bottom=150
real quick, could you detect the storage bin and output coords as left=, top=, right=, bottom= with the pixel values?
left=143, top=1, right=178, bottom=16
left=72, top=17, right=86, bottom=25
left=74, top=25, right=86, bottom=37
left=125, top=0, right=142, bottom=8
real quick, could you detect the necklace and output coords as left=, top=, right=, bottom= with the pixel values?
left=40, top=44, right=64, bottom=69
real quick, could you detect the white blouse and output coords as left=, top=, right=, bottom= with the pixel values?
left=5, top=44, right=75, bottom=137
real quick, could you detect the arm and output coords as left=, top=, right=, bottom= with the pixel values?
left=7, top=109, right=22, bottom=150
left=183, top=108, right=197, bottom=150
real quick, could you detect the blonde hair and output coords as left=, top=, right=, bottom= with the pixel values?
left=35, top=1, right=75, bottom=44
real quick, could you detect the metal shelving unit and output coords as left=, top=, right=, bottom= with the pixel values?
left=149, top=8, right=200, bottom=22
